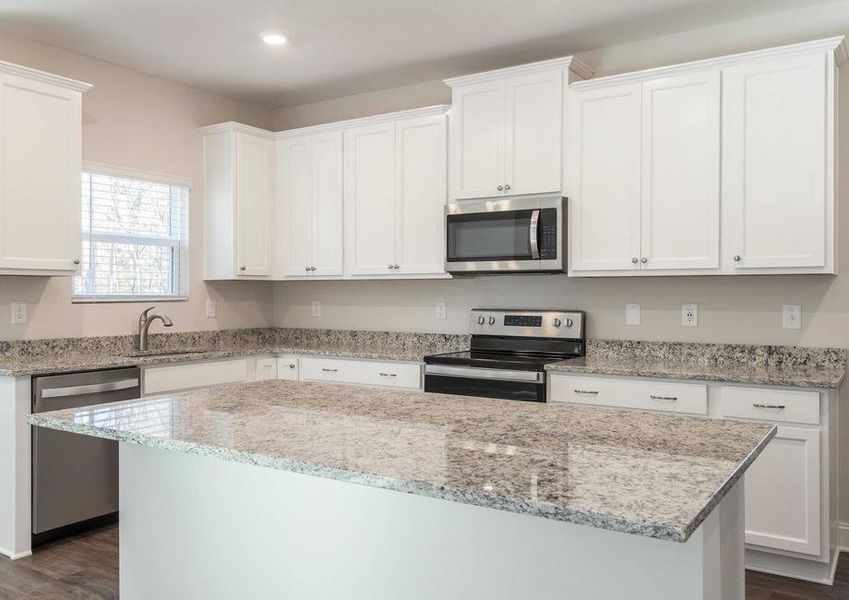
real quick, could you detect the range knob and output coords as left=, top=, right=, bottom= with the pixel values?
left=488, top=316, right=496, bottom=325
left=553, top=318, right=562, bottom=328
left=477, top=316, right=486, bottom=325
left=566, top=318, right=574, bottom=328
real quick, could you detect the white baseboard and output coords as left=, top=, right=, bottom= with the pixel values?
left=0, top=546, right=32, bottom=560
left=840, top=521, right=849, bottom=551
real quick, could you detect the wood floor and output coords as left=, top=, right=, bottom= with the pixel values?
left=0, top=524, right=846, bottom=599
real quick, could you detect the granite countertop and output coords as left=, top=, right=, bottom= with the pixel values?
left=546, top=340, right=847, bottom=389
left=29, top=379, right=775, bottom=543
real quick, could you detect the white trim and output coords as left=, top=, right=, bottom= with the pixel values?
left=0, top=58, right=92, bottom=92
left=82, top=161, right=193, bottom=189
left=444, top=56, right=593, bottom=87
left=0, top=547, right=32, bottom=561
left=71, top=295, right=188, bottom=304
left=840, top=522, right=849, bottom=550
left=572, top=36, right=847, bottom=90
left=275, top=105, right=451, bottom=139
left=199, top=121, right=275, bottom=138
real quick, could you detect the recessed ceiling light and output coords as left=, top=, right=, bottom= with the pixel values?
left=262, top=33, right=288, bottom=46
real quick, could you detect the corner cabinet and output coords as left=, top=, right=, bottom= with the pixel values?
left=567, top=36, right=845, bottom=277
left=202, top=122, right=274, bottom=280
left=446, top=57, right=592, bottom=200
left=344, top=108, right=449, bottom=277
left=0, top=61, right=91, bottom=275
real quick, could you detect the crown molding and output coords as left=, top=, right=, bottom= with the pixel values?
left=444, top=55, right=593, bottom=88
left=0, top=59, right=92, bottom=92
left=275, top=104, right=451, bottom=138
left=572, top=36, right=847, bottom=91
left=199, top=121, right=275, bottom=138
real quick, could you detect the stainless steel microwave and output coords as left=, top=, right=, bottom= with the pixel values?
left=445, top=195, right=566, bottom=274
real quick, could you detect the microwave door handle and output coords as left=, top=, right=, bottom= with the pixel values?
left=529, top=209, right=540, bottom=259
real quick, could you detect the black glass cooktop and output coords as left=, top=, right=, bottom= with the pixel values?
left=423, top=350, right=573, bottom=372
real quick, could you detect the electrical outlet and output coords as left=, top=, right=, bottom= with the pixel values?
left=435, top=302, right=447, bottom=320
left=782, top=304, right=802, bottom=330
left=10, top=302, right=26, bottom=325
left=205, top=299, right=217, bottom=318
left=312, top=300, right=322, bottom=318
left=681, top=304, right=698, bottom=327
left=625, top=304, right=640, bottom=326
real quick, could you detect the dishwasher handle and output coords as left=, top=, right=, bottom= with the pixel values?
left=39, top=378, right=140, bottom=400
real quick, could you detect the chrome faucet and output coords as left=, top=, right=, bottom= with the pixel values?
left=137, top=306, right=173, bottom=351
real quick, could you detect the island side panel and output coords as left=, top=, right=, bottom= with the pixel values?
left=0, top=375, right=32, bottom=560
left=119, top=443, right=743, bottom=600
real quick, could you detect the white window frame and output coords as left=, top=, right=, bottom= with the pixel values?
left=72, top=161, right=192, bottom=303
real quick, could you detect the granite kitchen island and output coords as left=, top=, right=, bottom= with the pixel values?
left=29, top=380, right=775, bottom=600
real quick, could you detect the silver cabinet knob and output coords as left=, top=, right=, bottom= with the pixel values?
left=239, top=266, right=246, bottom=271
left=477, top=316, right=485, bottom=325
left=72, top=259, right=80, bottom=265
left=394, top=264, right=399, bottom=270
left=504, top=184, right=511, bottom=191
left=631, top=257, right=638, bottom=264
left=733, top=255, right=742, bottom=262
left=288, top=364, right=296, bottom=369
left=388, top=264, right=394, bottom=270
left=310, top=266, right=316, bottom=271
left=641, top=257, right=648, bottom=264
left=497, top=185, right=504, bottom=191
left=553, top=318, right=562, bottom=328
left=305, top=266, right=310, bottom=272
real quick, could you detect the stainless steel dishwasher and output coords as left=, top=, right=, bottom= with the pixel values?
left=32, top=367, right=140, bottom=545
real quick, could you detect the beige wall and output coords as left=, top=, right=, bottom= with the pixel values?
left=0, top=32, right=276, bottom=341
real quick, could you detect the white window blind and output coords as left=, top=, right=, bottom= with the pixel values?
left=73, top=165, right=189, bottom=301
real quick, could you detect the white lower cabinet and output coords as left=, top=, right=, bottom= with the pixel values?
left=549, top=373, right=835, bottom=582
left=299, top=356, right=421, bottom=389
left=142, top=359, right=249, bottom=395
left=254, top=357, right=278, bottom=381
left=276, top=356, right=300, bottom=381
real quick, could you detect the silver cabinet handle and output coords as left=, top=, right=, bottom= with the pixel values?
left=239, top=266, right=246, bottom=271
left=321, top=368, right=338, bottom=373
left=305, top=266, right=310, bottom=272
left=504, top=184, right=511, bottom=191
left=497, top=185, right=504, bottom=191
left=288, top=364, right=296, bottom=369
left=753, top=403, right=786, bottom=410
left=641, top=257, right=648, bottom=264
left=310, top=266, right=316, bottom=271
left=388, top=264, right=394, bottom=270
left=631, top=257, right=638, bottom=264
left=650, top=395, right=678, bottom=401
left=529, top=209, right=540, bottom=259
left=72, top=259, right=80, bottom=265
left=394, top=264, right=399, bottom=269
left=379, top=372, right=397, bottom=378
left=734, top=255, right=742, bottom=262
left=574, top=389, right=598, bottom=395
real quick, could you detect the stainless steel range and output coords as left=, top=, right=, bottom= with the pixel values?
left=423, top=309, right=585, bottom=402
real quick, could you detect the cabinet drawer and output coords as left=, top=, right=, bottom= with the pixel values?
left=300, top=357, right=421, bottom=389
left=254, top=357, right=278, bottom=381
left=549, top=374, right=707, bottom=415
left=276, top=355, right=300, bottom=381
left=143, top=359, right=248, bottom=395
left=719, top=386, right=819, bottom=425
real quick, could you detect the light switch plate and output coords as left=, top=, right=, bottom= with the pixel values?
left=312, top=300, right=322, bottom=318
left=435, top=302, right=447, bottom=320
left=682, top=304, right=698, bottom=327
left=625, top=303, right=640, bottom=326
left=782, top=304, right=802, bottom=329
left=10, top=302, right=26, bottom=325
left=205, top=299, right=216, bottom=318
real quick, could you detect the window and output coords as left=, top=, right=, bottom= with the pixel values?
left=73, top=163, right=190, bottom=301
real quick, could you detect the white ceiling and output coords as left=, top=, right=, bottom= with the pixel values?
left=0, top=0, right=836, bottom=108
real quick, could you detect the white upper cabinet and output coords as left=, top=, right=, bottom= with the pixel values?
left=345, top=122, right=397, bottom=275
left=277, top=131, right=343, bottom=278
left=202, top=123, right=274, bottom=280
left=446, top=57, right=592, bottom=200
left=723, top=52, right=833, bottom=272
left=641, top=71, right=720, bottom=271
left=0, top=62, right=90, bottom=275
left=344, top=107, right=449, bottom=277
left=568, top=36, right=845, bottom=277
left=568, top=82, right=642, bottom=272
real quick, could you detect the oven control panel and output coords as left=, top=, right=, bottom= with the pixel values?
left=469, top=309, right=584, bottom=339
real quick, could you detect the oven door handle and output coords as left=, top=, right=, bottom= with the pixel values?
left=529, top=209, right=540, bottom=259
left=425, top=364, right=544, bottom=384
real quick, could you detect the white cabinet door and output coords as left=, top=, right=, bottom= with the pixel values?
left=278, top=136, right=314, bottom=276
left=450, top=80, right=505, bottom=199
left=568, top=83, right=642, bottom=272
left=723, top=54, right=827, bottom=269
left=312, top=132, right=344, bottom=276
left=504, top=70, right=562, bottom=196
left=744, top=426, right=821, bottom=556
left=395, top=114, right=447, bottom=275
left=235, top=132, right=272, bottom=277
left=0, top=73, right=81, bottom=272
left=345, top=123, right=397, bottom=275
left=640, top=71, right=720, bottom=271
